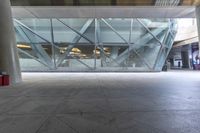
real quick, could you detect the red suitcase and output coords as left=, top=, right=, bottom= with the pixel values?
left=0, top=75, right=2, bottom=86
left=3, top=75, right=9, bottom=86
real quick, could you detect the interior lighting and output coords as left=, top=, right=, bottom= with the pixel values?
left=17, top=44, right=31, bottom=49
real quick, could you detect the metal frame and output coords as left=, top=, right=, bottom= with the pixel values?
left=50, top=19, right=56, bottom=69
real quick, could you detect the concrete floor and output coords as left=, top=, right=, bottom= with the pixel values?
left=0, top=71, right=200, bottom=133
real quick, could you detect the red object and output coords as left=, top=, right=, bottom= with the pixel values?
left=2, top=75, right=9, bottom=86
left=0, top=76, right=2, bottom=86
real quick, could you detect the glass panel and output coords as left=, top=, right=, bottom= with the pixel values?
left=164, top=32, right=174, bottom=48
left=68, top=45, right=95, bottom=70
left=155, top=48, right=169, bottom=71
left=18, top=51, right=50, bottom=71
left=52, top=18, right=95, bottom=71
left=18, top=19, right=52, bottom=42
left=128, top=53, right=150, bottom=71
left=135, top=44, right=161, bottom=69
left=99, top=18, right=130, bottom=43
left=138, top=18, right=169, bottom=43
left=96, top=18, right=130, bottom=70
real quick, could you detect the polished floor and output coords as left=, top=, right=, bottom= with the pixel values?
left=0, top=71, right=200, bottom=133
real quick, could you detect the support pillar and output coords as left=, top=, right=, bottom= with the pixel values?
left=181, top=46, right=190, bottom=68
left=0, top=0, right=22, bottom=84
left=195, top=6, right=200, bottom=58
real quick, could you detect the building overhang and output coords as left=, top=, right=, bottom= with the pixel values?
left=12, top=6, right=196, bottom=18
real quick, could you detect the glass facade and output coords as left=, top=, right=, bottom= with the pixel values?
left=14, top=18, right=177, bottom=72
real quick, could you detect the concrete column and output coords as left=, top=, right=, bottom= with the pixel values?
left=0, top=0, right=22, bottom=84
left=195, top=6, right=200, bottom=57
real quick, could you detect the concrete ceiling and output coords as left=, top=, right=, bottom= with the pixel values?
left=10, top=0, right=200, bottom=6
left=12, top=6, right=195, bottom=18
